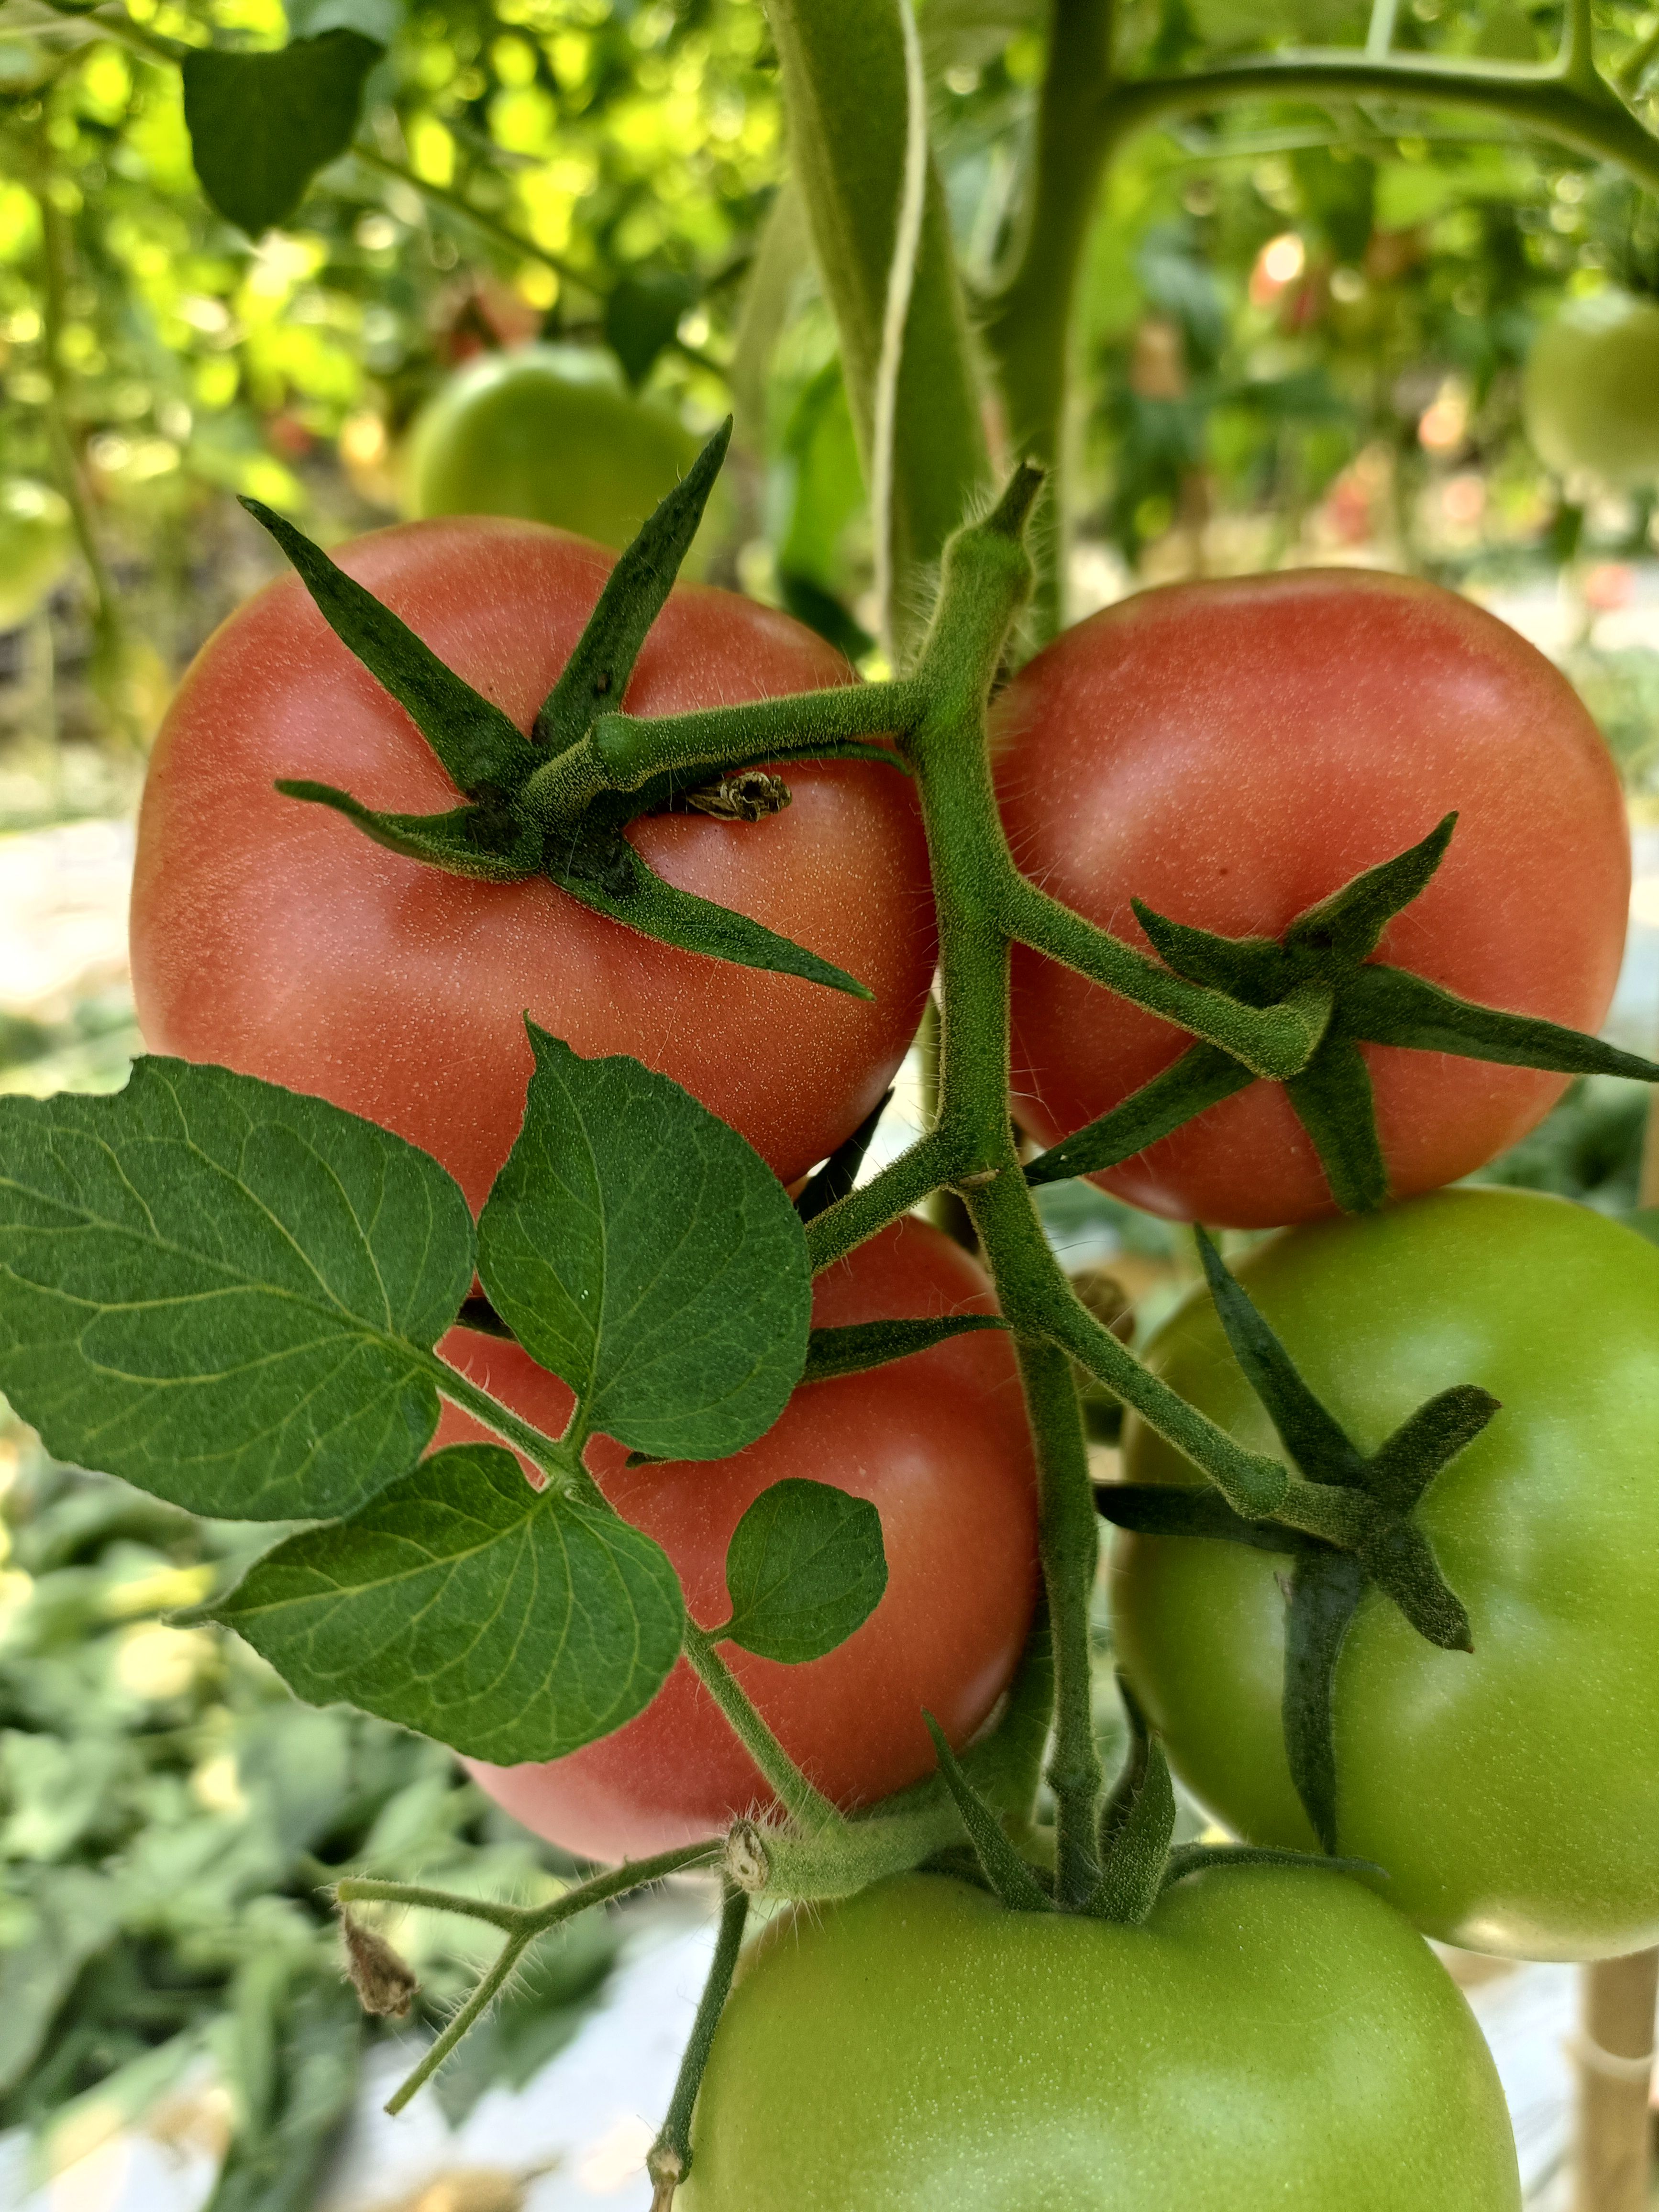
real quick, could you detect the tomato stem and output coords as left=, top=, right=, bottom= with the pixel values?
left=682, top=1624, right=846, bottom=1836
left=647, top=1879, right=751, bottom=2205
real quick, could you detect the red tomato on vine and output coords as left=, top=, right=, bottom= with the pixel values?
left=131, top=518, right=937, bottom=1211
left=993, top=569, right=1629, bottom=1228
left=439, top=1216, right=1041, bottom=1860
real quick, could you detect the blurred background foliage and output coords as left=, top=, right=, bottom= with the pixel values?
left=3, top=0, right=1659, bottom=2198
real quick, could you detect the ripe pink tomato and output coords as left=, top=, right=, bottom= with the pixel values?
left=994, top=570, right=1629, bottom=1228
left=438, top=1217, right=1041, bottom=1860
left=131, top=518, right=937, bottom=1210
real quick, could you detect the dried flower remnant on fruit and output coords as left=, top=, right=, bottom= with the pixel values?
left=341, top=1907, right=420, bottom=2019
left=687, top=769, right=794, bottom=821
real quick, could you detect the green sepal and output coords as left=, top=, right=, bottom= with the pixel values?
left=1129, top=899, right=1284, bottom=1000
left=796, top=1090, right=891, bottom=1225
left=1282, top=813, right=1456, bottom=963
left=1363, top=1383, right=1501, bottom=1516
left=1096, top=1674, right=1151, bottom=1859
left=800, top=1315, right=1006, bottom=1385
left=1283, top=1034, right=1389, bottom=1215
left=719, top=1477, right=887, bottom=1664
left=241, top=500, right=538, bottom=799
left=1343, top=962, right=1659, bottom=1081
left=546, top=825, right=873, bottom=997
left=535, top=420, right=732, bottom=756
left=923, top=1713, right=1053, bottom=1914
left=1160, top=1842, right=1382, bottom=1893
left=1095, top=1481, right=1299, bottom=1555
left=1086, top=1732, right=1177, bottom=1925
left=1194, top=1229, right=1366, bottom=1486
left=1282, top=1548, right=1366, bottom=1855
left=1024, top=1043, right=1257, bottom=1187
left=1354, top=1515, right=1473, bottom=1653
left=275, top=781, right=544, bottom=883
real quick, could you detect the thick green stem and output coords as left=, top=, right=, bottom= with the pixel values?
left=803, top=1132, right=952, bottom=1274
left=31, top=126, right=128, bottom=727
left=980, top=0, right=1118, bottom=640
left=764, top=0, right=989, bottom=661
left=682, top=1625, right=844, bottom=1835
left=1004, top=1336, right=1103, bottom=1908
left=647, top=1880, right=750, bottom=2208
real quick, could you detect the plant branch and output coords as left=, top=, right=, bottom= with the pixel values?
left=802, top=1131, right=953, bottom=1272
left=422, top=1349, right=600, bottom=1503
left=682, top=1623, right=844, bottom=1835
left=979, top=0, right=1119, bottom=640
left=647, top=1880, right=750, bottom=2209
left=1099, top=52, right=1659, bottom=195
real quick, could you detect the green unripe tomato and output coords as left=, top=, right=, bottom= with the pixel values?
left=403, top=345, right=717, bottom=556
left=682, top=1870, right=1519, bottom=2212
left=1523, top=290, right=1659, bottom=484
left=0, top=479, right=73, bottom=630
left=1113, top=1188, right=1659, bottom=1959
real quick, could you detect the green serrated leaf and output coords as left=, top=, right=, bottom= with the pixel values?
left=243, top=501, right=538, bottom=800
left=212, top=1444, right=685, bottom=1763
left=276, top=781, right=543, bottom=883
left=720, top=1477, right=887, bottom=1663
left=0, top=1059, right=474, bottom=1520
left=546, top=824, right=872, bottom=997
left=181, top=32, right=382, bottom=239
left=478, top=1027, right=811, bottom=1460
left=800, top=1314, right=1005, bottom=1385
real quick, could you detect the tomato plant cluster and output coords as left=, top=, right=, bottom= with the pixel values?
left=12, top=4, right=1659, bottom=2208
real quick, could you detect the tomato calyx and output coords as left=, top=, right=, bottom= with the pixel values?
left=1098, top=1229, right=1493, bottom=1854
left=1025, top=813, right=1659, bottom=1214
left=241, top=425, right=903, bottom=1001
left=923, top=1669, right=1373, bottom=1924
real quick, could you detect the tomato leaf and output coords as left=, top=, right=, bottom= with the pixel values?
left=0, top=1060, right=474, bottom=1520
left=1283, top=1034, right=1390, bottom=1215
left=799, top=1314, right=1006, bottom=1385
left=181, top=32, right=382, bottom=240
left=545, top=824, right=873, bottom=997
left=210, top=1444, right=685, bottom=1763
left=1281, top=1548, right=1366, bottom=1855
left=603, top=268, right=702, bottom=389
left=533, top=420, right=731, bottom=755
left=242, top=500, right=539, bottom=800
left=719, top=1477, right=887, bottom=1663
left=478, top=1026, right=811, bottom=1461
left=276, top=781, right=544, bottom=882
left=1023, top=1042, right=1255, bottom=1187
left=1343, top=962, right=1659, bottom=1080
left=1282, top=814, right=1457, bottom=963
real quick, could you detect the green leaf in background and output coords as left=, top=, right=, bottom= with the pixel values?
left=478, top=1026, right=811, bottom=1461
left=181, top=31, right=383, bottom=240
left=720, top=1477, right=887, bottom=1664
left=0, top=1059, right=475, bottom=1521
left=604, top=269, right=702, bottom=388
left=212, top=1445, right=686, bottom=1763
